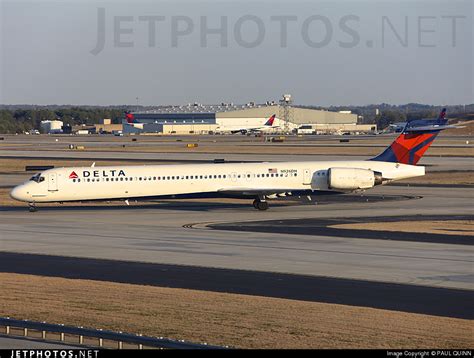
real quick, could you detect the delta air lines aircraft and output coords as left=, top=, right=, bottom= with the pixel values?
left=11, top=109, right=454, bottom=211
left=215, top=114, right=279, bottom=134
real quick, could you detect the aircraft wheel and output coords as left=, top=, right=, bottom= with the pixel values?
left=252, top=199, right=259, bottom=209
left=256, top=201, right=269, bottom=211
left=28, top=204, right=37, bottom=212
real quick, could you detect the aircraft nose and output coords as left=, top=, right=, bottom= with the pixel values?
left=10, top=185, right=29, bottom=202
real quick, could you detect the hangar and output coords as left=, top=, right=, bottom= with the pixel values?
left=122, top=102, right=370, bottom=135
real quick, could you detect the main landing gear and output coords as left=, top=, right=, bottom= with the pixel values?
left=28, top=202, right=37, bottom=212
left=252, top=197, right=269, bottom=211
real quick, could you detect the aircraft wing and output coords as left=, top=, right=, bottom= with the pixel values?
left=218, top=187, right=294, bottom=196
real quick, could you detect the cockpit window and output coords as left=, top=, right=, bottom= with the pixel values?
left=29, top=173, right=45, bottom=183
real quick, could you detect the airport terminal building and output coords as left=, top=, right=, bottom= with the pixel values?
left=123, top=103, right=374, bottom=135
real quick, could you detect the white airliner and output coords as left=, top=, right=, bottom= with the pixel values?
left=10, top=109, right=453, bottom=211
left=215, top=114, right=279, bottom=134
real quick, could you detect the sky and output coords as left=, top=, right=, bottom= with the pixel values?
left=0, top=0, right=472, bottom=106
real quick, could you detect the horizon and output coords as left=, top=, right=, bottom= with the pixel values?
left=1, top=102, right=473, bottom=108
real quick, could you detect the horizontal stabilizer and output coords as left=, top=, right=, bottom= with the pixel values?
left=371, top=108, right=454, bottom=165
left=404, top=124, right=460, bottom=132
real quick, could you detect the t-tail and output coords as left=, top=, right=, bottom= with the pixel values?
left=125, top=111, right=139, bottom=124
left=371, top=108, right=455, bottom=165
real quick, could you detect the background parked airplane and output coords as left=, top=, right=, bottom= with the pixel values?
left=124, top=112, right=145, bottom=129
left=215, top=114, right=279, bottom=134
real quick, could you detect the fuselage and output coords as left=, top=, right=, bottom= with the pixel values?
left=10, top=160, right=424, bottom=203
left=215, top=125, right=277, bottom=134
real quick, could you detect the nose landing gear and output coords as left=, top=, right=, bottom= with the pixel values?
left=28, top=203, right=37, bottom=212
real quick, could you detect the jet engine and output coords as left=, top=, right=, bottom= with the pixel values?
left=327, top=168, right=383, bottom=190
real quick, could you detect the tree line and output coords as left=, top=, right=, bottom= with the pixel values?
left=0, top=108, right=126, bottom=134
left=0, top=104, right=472, bottom=134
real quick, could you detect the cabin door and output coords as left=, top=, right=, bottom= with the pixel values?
left=48, top=173, right=58, bottom=191
left=303, top=169, right=312, bottom=185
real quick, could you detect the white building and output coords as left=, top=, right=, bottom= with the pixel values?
left=40, top=120, right=63, bottom=134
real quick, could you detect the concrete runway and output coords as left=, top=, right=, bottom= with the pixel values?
left=0, top=186, right=472, bottom=291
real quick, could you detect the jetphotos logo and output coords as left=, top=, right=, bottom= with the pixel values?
left=69, top=169, right=126, bottom=179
